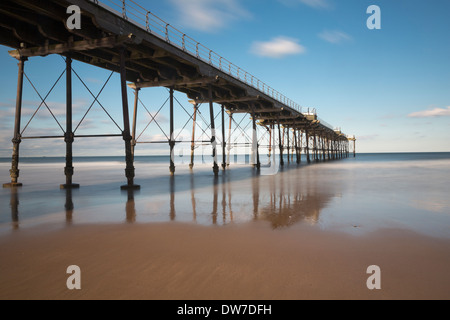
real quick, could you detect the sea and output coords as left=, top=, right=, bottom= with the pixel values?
left=1, top=152, right=449, bottom=238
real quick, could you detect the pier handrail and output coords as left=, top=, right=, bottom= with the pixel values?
left=317, top=117, right=334, bottom=131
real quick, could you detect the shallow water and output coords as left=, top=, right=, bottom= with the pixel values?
left=0, top=153, right=449, bottom=238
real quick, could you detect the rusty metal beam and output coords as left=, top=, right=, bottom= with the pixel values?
left=9, top=35, right=137, bottom=59
left=130, top=76, right=220, bottom=89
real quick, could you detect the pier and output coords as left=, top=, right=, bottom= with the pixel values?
left=1, top=0, right=355, bottom=189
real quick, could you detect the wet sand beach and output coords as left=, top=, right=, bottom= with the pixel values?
left=0, top=222, right=449, bottom=300
left=0, top=154, right=449, bottom=300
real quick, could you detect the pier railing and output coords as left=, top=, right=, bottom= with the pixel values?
left=92, top=0, right=307, bottom=115
left=317, top=117, right=334, bottom=131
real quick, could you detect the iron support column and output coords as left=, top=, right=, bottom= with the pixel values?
left=327, top=136, right=331, bottom=160
left=277, top=119, right=284, bottom=166
left=119, top=47, right=140, bottom=190
left=251, top=104, right=260, bottom=170
left=61, top=56, right=79, bottom=189
left=208, top=85, right=219, bottom=175
left=298, top=130, right=302, bottom=163
left=4, top=57, right=27, bottom=188
left=313, top=130, right=318, bottom=162
left=294, top=128, right=299, bottom=164
left=271, top=124, right=276, bottom=166
left=292, top=129, right=295, bottom=163
left=268, top=125, right=272, bottom=161
left=318, top=136, right=322, bottom=161
left=322, top=136, right=326, bottom=161
left=335, top=140, right=337, bottom=159
left=316, top=135, right=319, bottom=161
left=286, top=126, right=290, bottom=164
left=336, top=140, right=339, bottom=160
left=332, top=138, right=335, bottom=159
left=131, top=87, right=140, bottom=160
left=221, top=105, right=226, bottom=170
left=169, top=87, right=175, bottom=175
left=318, top=135, right=322, bottom=161
left=226, top=112, right=232, bottom=167
left=336, top=140, right=340, bottom=159
left=189, top=103, right=198, bottom=169
left=330, top=139, right=333, bottom=160
left=306, top=129, right=310, bottom=163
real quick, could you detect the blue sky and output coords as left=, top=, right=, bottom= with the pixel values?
left=0, top=0, right=449, bottom=157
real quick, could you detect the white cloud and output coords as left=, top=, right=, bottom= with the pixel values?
left=279, top=0, right=330, bottom=9
left=169, top=0, right=250, bottom=32
left=408, top=106, right=450, bottom=118
left=318, top=30, right=352, bottom=44
left=250, top=37, right=306, bottom=58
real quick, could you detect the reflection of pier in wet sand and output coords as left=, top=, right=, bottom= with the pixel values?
left=5, top=164, right=337, bottom=230
left=145, top=167, right=336, bottom=228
